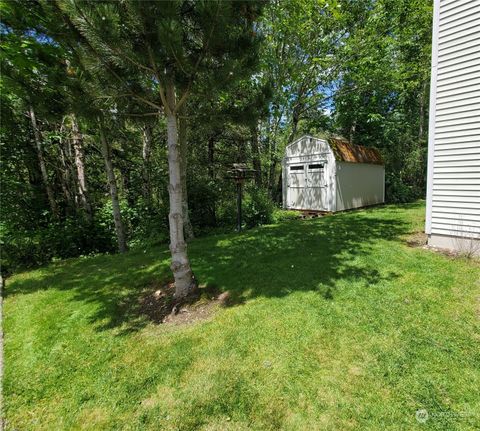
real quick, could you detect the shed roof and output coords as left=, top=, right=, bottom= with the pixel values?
left=328, top=137, right=384, bottom=165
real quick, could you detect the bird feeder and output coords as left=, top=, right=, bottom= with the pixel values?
left=226, top=163, right=256, bottom=232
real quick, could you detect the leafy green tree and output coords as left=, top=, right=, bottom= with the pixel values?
left=1, top=15, right=68, bottom=218
left=0, top=0, right=435, bottom=277
left=332, top=0, right=432, bottom=201
left=258, top=0, right=341, bottom=199
left=50, top=0, right=266, bottom=297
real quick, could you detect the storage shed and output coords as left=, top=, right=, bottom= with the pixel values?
left=282, top=135, right=385, bottom=212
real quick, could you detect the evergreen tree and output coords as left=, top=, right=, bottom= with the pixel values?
left=50, top=0, right=266, bottom=297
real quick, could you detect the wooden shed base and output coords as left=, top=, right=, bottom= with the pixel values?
left=297, top=209, right=331, bottom=219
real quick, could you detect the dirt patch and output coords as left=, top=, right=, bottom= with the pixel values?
left=405, top=231, right=427, bottom=248
left=428, top=246, right=465, bottom=258
left=405, top=231, right=479, bottom=259
left=138, top=282, right=234, bottom=326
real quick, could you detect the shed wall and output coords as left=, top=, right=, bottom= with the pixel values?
left=426, top=0, right=480, bottom=244
left=335, top=162, right=385, bottom=211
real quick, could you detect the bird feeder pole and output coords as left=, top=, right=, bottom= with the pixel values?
left=226, top=164, right=255, bottom=233
left=236, top=179, right=242, bottom=232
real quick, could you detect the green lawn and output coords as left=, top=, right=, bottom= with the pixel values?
left=3, top=202, right=480, bottom=430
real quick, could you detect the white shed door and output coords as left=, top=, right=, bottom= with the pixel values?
left=287, top=165, right=306, bottom=209
left=287, top=162, right=327, bottom=210
left=306, top=163, right=327, bottom=210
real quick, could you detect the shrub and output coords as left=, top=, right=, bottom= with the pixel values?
left=385, top=173, right=417, bottom=203
left=242, top=188, right=274, bottom=228
left=272, top=208, right=301, bottom=223
left=1, top=213, right=116, bottom=275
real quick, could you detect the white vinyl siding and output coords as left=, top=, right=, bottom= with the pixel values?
left=426, top=0, right=480, bottom=239
left=335, top=163, right=385, bottom=211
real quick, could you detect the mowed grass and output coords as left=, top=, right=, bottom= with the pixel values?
left=3, top=202, right=480, bottom=430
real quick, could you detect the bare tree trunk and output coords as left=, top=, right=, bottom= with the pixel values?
left=98, top=118, right=127, bottom=253
left=165, top=82, right=196, bottom=299
left=288, top=110, right=300, bottom=144
left=71, top=115, right=92, bottom=220
left=419, top=80, right=427, bottom=141
left=141, top=124, right=153, bottom=204
left=208, top=135, right=215, bottom=180
left=207, top=134, right=217, bottom=224
left=267, top=116, right=277, bottom=196
left=28, top=106, right=59, bottom=219
left=274, top=171, right=283, bottom=204
left=251, top=124, right=262, bottom=187
left=268, top=144, right=277, bottom=198
left=59, top=144, right=74, bottom=215
left=119, top=162, right=135, bottom=208
left=178, top=109, right=194, bottom=241
left=349, top=119, right=357, bottom=145
left=58, top=121, right=74, bottom=213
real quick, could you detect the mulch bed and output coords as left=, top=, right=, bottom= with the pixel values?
left=139, top=282, right=233, bottom=326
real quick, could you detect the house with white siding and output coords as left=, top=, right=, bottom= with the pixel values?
left=425, top=0, right=480, bottom=255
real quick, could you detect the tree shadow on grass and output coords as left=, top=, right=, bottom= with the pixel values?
left=5, top=206, right=412, bottom=335
left=193, top=211, right=407, bottom=301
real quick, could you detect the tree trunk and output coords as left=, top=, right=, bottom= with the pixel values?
left=207, top=134, right=217, bottom=224
left=120, top=162, right=135, bottom=208
left=288, top=110, right=299, bottom=144
left=268, top=144, right=277, bottom=198
left=178, top=109, right=194, bottom=240
left=419, top=80, right=427, bottom=141
left=274, top=171, right=283, bottom=204
left=267, top=117, right=277, bottom=197
left=207, top=135, right=215, bottom=180
left=28, top=106, right=59, bottom=219
left=141, top=124, right=153, bottom=204
left=71, top=115, right=92, bottom=220
left=250, top=124, right=262, bottom=187
left=59, top=143, right=74, bottom=215
left=349, top=119, right=357, bottom=145
left=98, top=118, right=127, bottom=253
left=165, top=82, right=196, bottom=299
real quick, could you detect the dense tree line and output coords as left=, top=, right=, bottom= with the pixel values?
left=1, top=0, right=432, bottom=287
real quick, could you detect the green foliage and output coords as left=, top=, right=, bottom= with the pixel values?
left=386, top=173, right=419, bottom=204
left=332, top=0, right=432, bottom=202
left=0, top=215, right=116, bottom=274
left=5, top=203, right=480, bottom=430
left=243, top=187, right=274, bottom=228
left=0, top=0, right=435, bottom=273
left=124, top=201, right=170, bottom=248
left=188, top=180, right=220, bottom=230
left=272, top=208, right=301, bottom=223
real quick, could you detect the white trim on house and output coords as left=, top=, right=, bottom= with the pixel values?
left=426, top=0, right=441, bottom=235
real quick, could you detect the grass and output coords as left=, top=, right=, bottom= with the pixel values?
left=3, top=201, right=480, bottom=431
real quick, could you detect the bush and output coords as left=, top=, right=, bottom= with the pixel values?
left=1, top=213, right=116, bottom=275
left=272, top=208, right=301, bottom=223
left=385, top=173, right=418, bottom=203
left=120, top=199, right=169, bottom=248
left=188, top=180, right=219, bottom=229
left=242, top=188, right=274, bottom=228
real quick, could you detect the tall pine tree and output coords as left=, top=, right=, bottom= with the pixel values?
left=51, top=0, right=265, bottom=297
